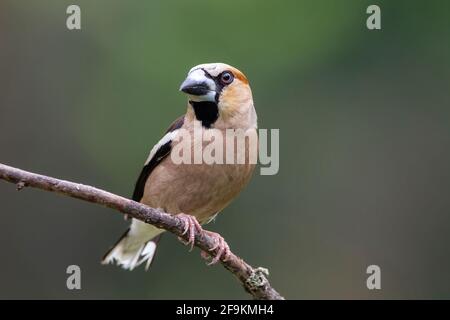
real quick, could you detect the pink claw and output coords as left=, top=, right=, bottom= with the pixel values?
left=201, top=231, right=231, bottom=265
left=177, top=213, right=202, bottom=251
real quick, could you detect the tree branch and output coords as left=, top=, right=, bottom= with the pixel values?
left=0, top=163, right=284, bottom=300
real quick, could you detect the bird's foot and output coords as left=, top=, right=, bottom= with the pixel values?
left=177, top=213, right=202, bottom=251
left=201, top=230, right=231, bottom=265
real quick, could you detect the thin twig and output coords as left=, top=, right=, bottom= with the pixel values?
left=0, top=163, right=284, bottom=300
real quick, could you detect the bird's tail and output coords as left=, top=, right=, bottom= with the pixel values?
left=102, top=219, right=164, bottom=271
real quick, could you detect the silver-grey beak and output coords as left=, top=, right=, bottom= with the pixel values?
left=179, top=78, right=211, bottom=96
left=179, top=69, right=217, bottom=102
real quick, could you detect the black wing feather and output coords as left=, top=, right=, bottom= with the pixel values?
left=131, top=115, right=184, bottom=202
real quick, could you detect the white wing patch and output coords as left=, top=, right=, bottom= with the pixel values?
left=144, top=129, right=179, bottom=165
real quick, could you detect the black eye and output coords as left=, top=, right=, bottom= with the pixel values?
left=220, top=71, right=234, bottom=85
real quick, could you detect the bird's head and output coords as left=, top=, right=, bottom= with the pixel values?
left=180, top=63, right=256, bottom=129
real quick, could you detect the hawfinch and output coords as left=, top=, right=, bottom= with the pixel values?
left=102, top=63, right=257, bottom=270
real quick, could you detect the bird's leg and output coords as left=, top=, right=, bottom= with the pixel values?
left=177, top=213, right=202, bottom=251
left=176, top=214, right=231, bottom=264
left=201, top=230, right=231, bottom=265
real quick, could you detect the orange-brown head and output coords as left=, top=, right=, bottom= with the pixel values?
left=180, top=63, right=256, bottom=129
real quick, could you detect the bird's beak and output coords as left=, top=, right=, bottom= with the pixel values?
left=179, top=69, right=216, bottom=102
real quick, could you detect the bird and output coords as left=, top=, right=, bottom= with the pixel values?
left=102, top=63, right=258, bottom=270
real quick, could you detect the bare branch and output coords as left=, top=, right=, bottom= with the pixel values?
left=0, top=163, right=284, bottom=300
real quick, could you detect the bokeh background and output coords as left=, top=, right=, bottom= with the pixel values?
left=0, top=0, right=449, bottom=299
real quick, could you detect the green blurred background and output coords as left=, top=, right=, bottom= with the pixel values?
left=0, top=0, right=449, bottom=299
